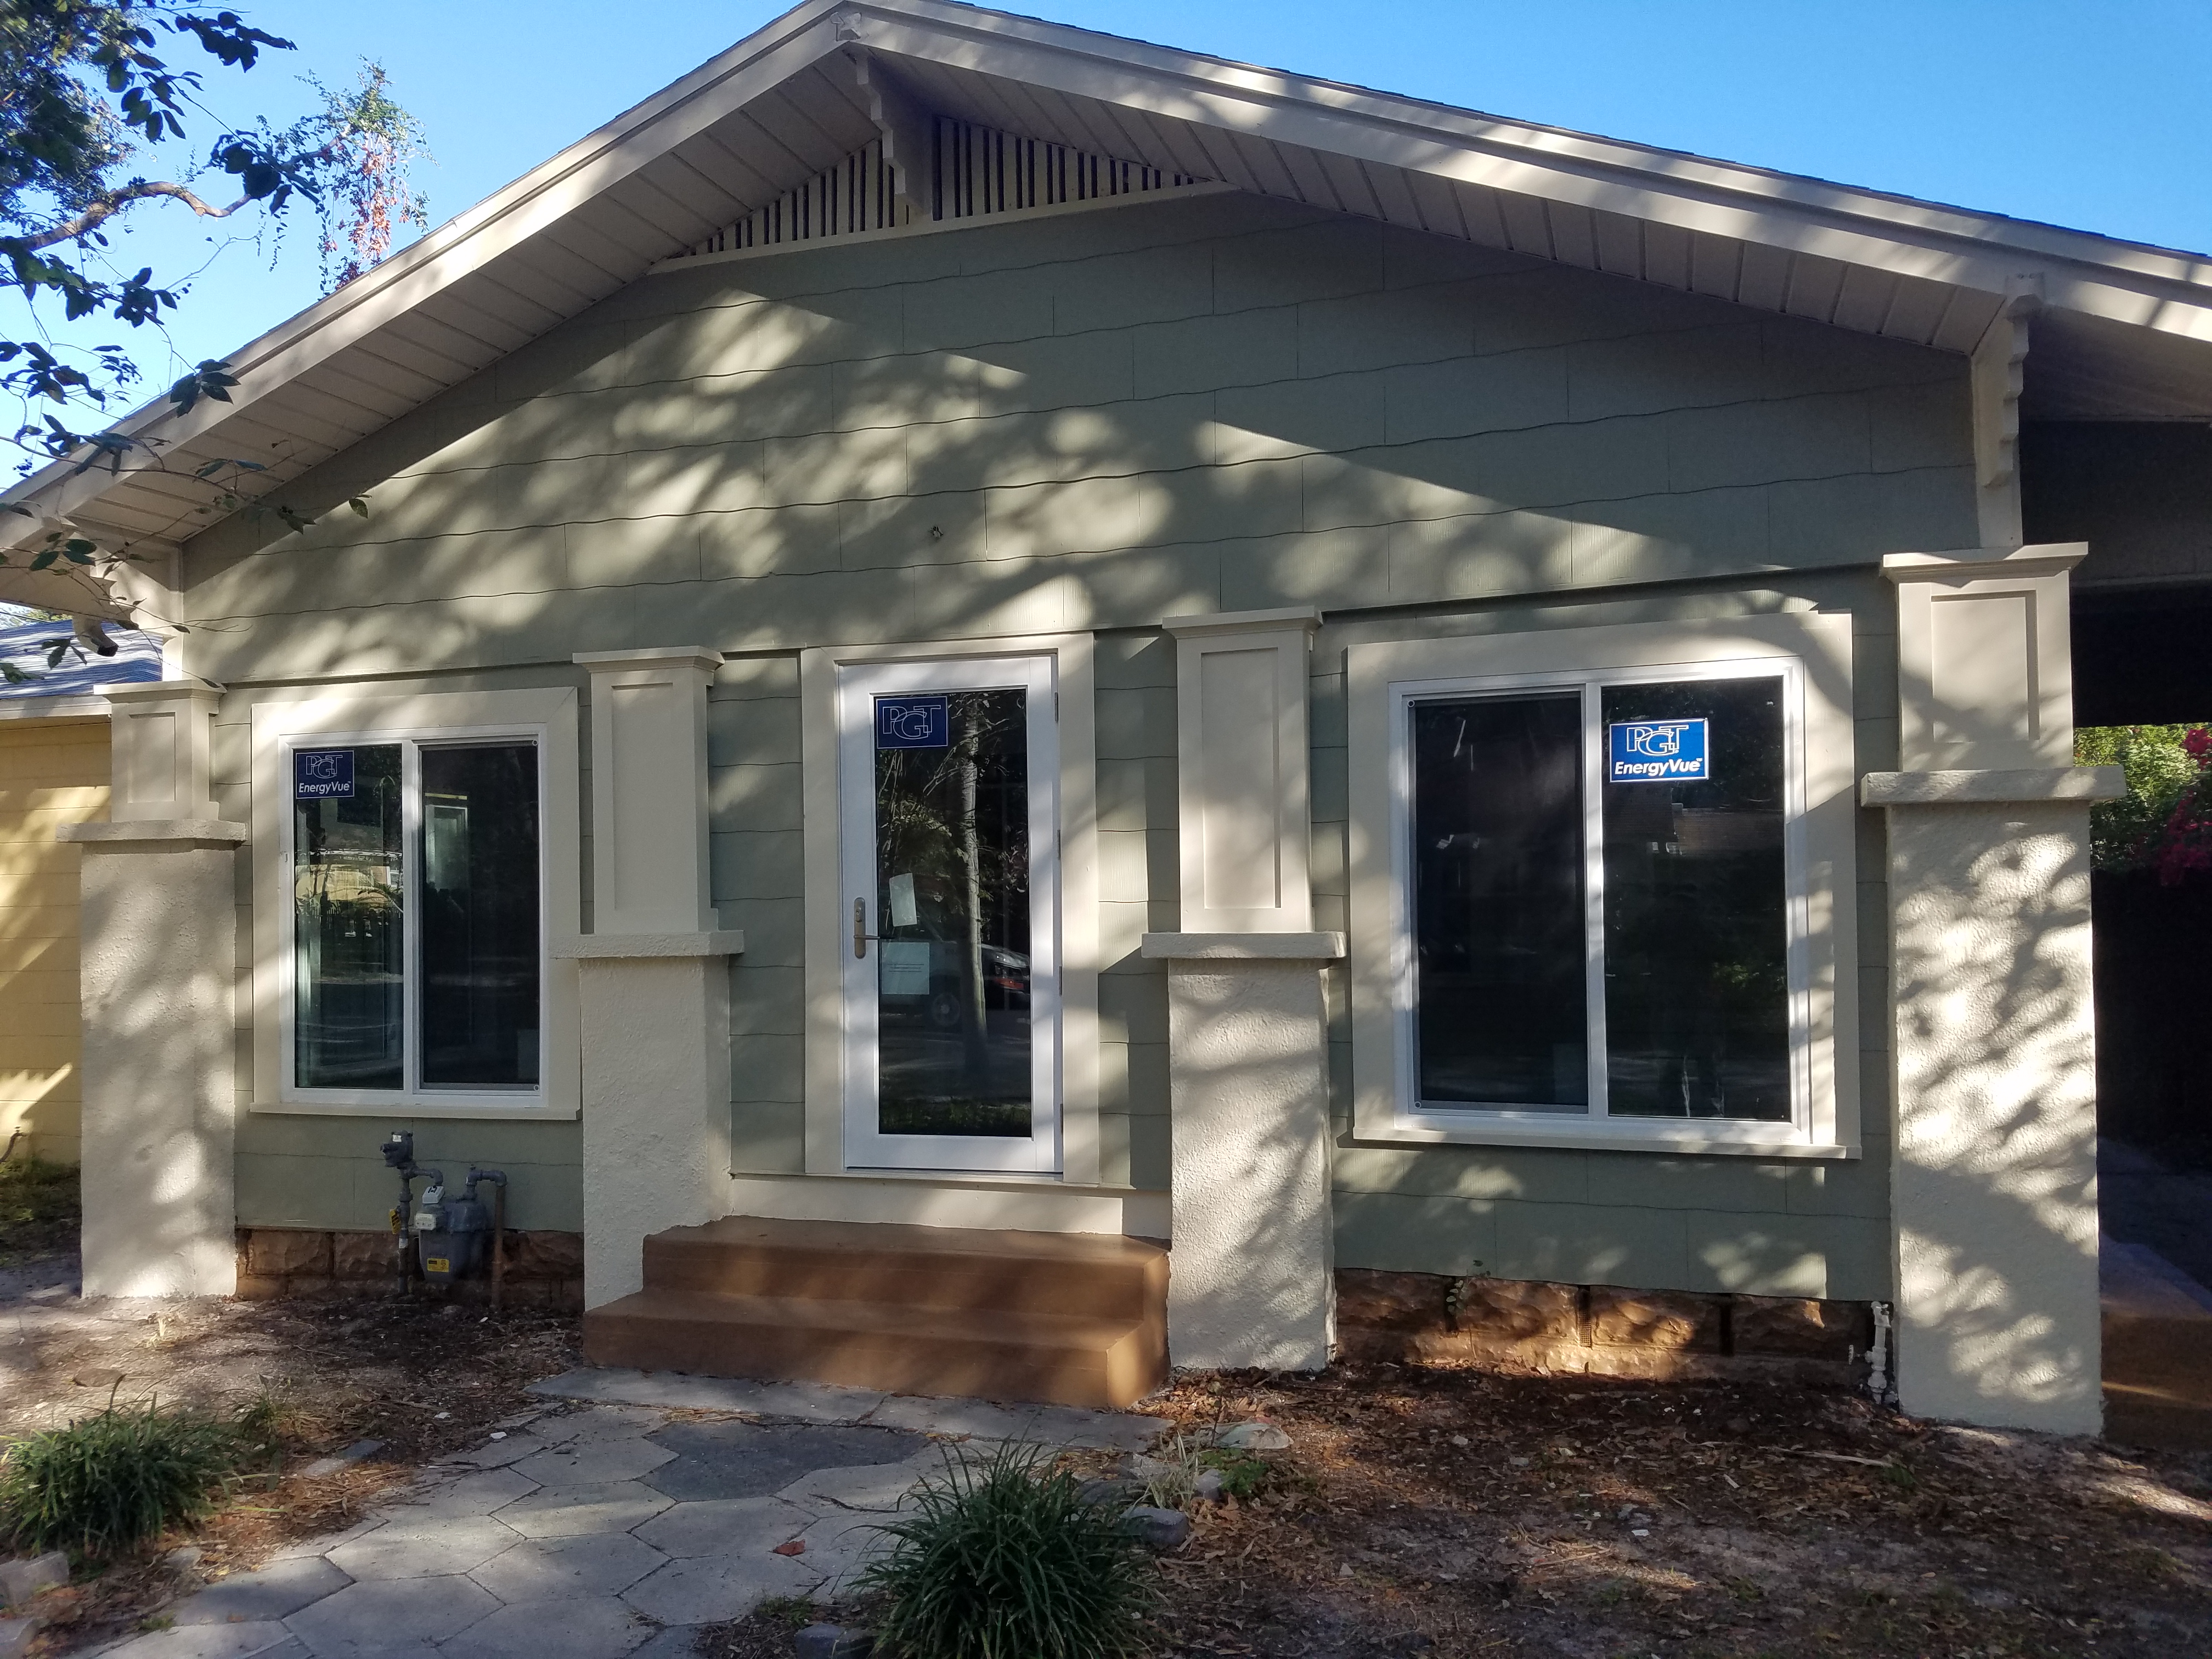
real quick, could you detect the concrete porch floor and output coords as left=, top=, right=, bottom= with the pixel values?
left=92, top=1372, right=1163, bottom=1659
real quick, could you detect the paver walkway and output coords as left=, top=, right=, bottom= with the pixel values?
left=94, top=1369, right=1162, bottom=1659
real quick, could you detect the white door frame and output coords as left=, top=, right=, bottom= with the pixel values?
left=836, top=653, right=1062, bottom=1173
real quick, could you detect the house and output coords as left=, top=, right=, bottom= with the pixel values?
left=0, top=617, right=164, bottom=1169
left=5, top=0, right=2204, bottom=1431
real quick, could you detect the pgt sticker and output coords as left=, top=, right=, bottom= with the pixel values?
left=1607, top=718, right=1709, bottom=783
left=876, top=695, right=949, bottom=749
left=294, top=749, right=356, bottom=799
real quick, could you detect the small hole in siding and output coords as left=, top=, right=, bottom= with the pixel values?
left=928, top=525, right=945, bottom=541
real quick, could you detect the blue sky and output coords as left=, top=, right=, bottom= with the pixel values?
left=11, top=0, right=2212, bottom=422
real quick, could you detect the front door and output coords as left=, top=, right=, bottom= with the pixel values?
left=838, top=656, right=1060, bottom=1172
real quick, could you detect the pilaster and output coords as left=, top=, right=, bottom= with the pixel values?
left=566, top=647, right=742, bottom=1307
left=58, top=679, right=242, bottom=1296
left=1868, top=543, right=2119, bottom=1433
left=1145, top=607, right=1336, bottom=1370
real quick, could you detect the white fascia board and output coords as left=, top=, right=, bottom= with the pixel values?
left=849, top=3, right=2212, bottom=341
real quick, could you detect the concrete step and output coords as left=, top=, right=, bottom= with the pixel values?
left=583, top=1285, right=1165, bottom=1410
left=641, top=1216, right=1166, bottom=1318
left=2102, top=1237, right=2212, bottom=1449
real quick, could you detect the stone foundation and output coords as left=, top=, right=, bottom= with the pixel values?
left=235, top=1227, right=584, bottom=1310
left=1337, top=1269, right=1872, bottom=1386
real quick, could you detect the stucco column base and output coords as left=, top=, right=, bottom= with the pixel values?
left=60, top=822, right=245, bottom=1298
left=566, top=939, right=737, bottom=1308
left=1141, top=932, right=1344, bottom=1372
left=1866, top=770, right=2118, bottom=1435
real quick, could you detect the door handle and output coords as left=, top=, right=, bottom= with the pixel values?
left=853, top=898, right=878, bottom=960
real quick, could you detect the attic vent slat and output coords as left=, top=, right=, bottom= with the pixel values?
left=676, top=119, right=1206, bottom=259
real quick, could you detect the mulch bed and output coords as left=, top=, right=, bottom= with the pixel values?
left=1136, top=1363, right=2212, bottom=1657
left=708, top=1363, right=2212, bottom=1659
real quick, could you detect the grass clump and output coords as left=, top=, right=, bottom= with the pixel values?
left=1, top=1395, right=246, bottom=1558
left=0, top=1154, right=79, bottom=1266
left=859, top=1440, right=1153, bottom=1659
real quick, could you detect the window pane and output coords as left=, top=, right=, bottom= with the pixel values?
left=420, top=743, right=541, bottom=1088
left=294, top=744, right=404, bottom=1088
left=874, top=688, right=1031, bottom=1136
left=1411, top=695, right=1588, bottom=1110
left=1601, top=677, right=1790, bottom=1121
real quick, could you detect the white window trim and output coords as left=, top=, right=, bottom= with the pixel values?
left=800, top=633, right=1101, bottom=1185
left=250, top=686, right=582, bottom=1120
left=1347, top=613, right=1860, bottom=1159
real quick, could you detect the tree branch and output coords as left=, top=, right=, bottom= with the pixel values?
left=19, top=180, right=249, bottom=251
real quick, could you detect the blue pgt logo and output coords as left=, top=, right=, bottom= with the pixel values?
left=1607, top=719, right=1709, bottom=782
left=876, top=694, right=950, bottom=749
left=294, top=748, right=356, bottom=800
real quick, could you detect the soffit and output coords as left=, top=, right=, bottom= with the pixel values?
left=9, top=0, right=2212, bottom=575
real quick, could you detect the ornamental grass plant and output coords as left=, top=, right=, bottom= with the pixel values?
left=0, top=1393, right=245, bottom=1558
left=857, top=1440, right=1154, bottom=1659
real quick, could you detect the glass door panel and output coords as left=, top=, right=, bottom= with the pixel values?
left=839, top=659, right=1059, bottom=1172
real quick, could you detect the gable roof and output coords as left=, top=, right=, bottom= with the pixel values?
left=10, top=0, right=2212, bottom=619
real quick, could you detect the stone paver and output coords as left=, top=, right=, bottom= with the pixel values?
left=324, top=1516, right=520, bottom=1581
left=103, top=1380, right=1165, bottom=1658
left=445, top=1598, right=657, bottom=1659
left=284, top=1576, right=499, bottom=1655
left=631, top=1496, right=814, bottom=1560
left=619, top=1550, right=822, bottom=1626
left=371, top=1467, right=538, bottom=1525
left=640, top=1421, right=917, bottom=1501
left=435, top=1430, right=557, bottom=1472
left=467, top=1532, right=667, bottom=1602
left=170, top=1557, right=354, bottom=1625
left=496, top=1481, right=674, bottom=1539
left=103, top=1623, right=296, bottom=1659
left=511, top=1436, right=675, bottom=1487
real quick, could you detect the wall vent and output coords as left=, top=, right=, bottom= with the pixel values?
left=681, top=118, right=1206, bottom=257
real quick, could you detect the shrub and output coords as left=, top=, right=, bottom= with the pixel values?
left=858, top=1440, right=1153, bottom=1659
left=0, top=1396, right=242, bottom=1557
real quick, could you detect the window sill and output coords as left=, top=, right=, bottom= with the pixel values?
left=1357, top=1116, right=1858, bottom=1160
left=251, top=1097, right=578, bottom=1121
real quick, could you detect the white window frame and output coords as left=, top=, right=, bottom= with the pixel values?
left=800, top=633, right=1102, bottom=1185
left=250, top=687, right=581, bottom=1119
left=1347, top=614, right=1859, bottom=1158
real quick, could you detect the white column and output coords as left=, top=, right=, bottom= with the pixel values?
left=561, top=648, right=744, bottom=1307
left=59, top=678, right=242, bottom=1297
left=1144, top=607, right=1341, bottom=1371
left=1866, top=543, right=2120, bottom=1434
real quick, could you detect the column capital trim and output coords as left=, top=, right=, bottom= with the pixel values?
left=573, top=646, right=724, bottom=673
left=99, top=675, right=224, bottom=705
left=553, top=929, right=746, bottom=960
left=1859, top=766, right=2123, bottom=807
left=1141, top=930, right=1345, bottom=961
left=59, top=817, right=245, bottom=848
left=1161, top=605, right=1322, bottom=638
left=1881, top=543, right=2087, bottom=583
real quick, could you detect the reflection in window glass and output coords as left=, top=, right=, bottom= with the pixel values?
left=1601, top=678, right=1790, bottom=1120
left=874, top=689, right=1031, bottom=1136
left=420, top=744, right=541, bottom=1088
left=294, top=745, right=404, bottom=1088
left=1411, top=695, right=1588, bottom=1110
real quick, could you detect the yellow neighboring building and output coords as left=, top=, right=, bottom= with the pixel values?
left=0, top=621, right=163, bottom=1165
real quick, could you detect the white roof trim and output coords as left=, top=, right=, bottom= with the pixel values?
left=10, top=0, right=2212, bottom=556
